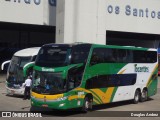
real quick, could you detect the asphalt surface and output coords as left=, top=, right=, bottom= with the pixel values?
left=0, top=73, right=160, bottom=119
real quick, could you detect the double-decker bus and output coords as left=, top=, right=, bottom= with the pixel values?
left=24, top=43, right=158, bottom=112
left=1, top=47, right=40, bottom=95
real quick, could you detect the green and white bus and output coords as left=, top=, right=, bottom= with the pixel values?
left=24, top=43, right=158, bottom=112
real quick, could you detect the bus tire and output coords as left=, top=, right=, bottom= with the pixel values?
left=140, top=89, right=148, bottom=102
left=82, top=97, right=92, bottom=112
left=133, top=90, right=140, bottom=104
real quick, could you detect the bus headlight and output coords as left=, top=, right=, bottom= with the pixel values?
left=59, top=103, right=65, bottom=107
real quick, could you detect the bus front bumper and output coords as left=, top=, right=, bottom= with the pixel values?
left=31, top=97, right=69, bottom=110
left=6, top=86, right=24, bottom=95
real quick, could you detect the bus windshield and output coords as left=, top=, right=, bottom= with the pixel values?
left=32, top=71, right=65, bottom=94
left=7, top=56, right=31, bottom=85
left=35, top=45, right=91, bottom=67
left=32, top=44, right=91, bottom=94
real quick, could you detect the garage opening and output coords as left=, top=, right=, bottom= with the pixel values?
left=106, top=31, right=160, bottom=48
left=0, top=22, right=55, bottom=72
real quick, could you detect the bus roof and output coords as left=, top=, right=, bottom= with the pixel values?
left=42, top=43, right=157, bottom=51
left=92, top=44, right=157, bottom=51
left=14, top=47, right=40, bottom=57
left=42, top=42, right=88, bottom=48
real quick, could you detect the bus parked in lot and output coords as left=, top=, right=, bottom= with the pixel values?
left=24, top=43, right=158, bottom=112
left=1, top=47, right=40, bottom=95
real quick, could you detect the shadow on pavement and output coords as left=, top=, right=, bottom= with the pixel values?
left=29, top=98, right=154, bottom=117
left=30, top=106, right=85, bottom=117
left=93, top=98, right=153, bottom=111
left=5, top=94, right=24, bottom=99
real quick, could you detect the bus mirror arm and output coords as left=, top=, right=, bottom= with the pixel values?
left=1, top=60, right=11, bottom=70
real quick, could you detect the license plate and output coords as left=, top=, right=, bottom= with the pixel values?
left=42, top=104, right=48, bottom=107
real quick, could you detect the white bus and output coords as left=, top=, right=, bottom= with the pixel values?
left=1, top=47, right=40, bottom=95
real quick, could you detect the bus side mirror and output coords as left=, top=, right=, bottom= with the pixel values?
left=23, top=62, right=35, bottom=78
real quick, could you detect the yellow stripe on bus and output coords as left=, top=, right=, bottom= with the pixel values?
left=31, top=92, right=63, bottom=100
left=67, top=94, right=100, bottom=104
left=68, top=95, right=85, bottom=101
left=118, top=69, right=126, bottom=74
left=75, top=88, right=102, bottom=104
left=147, top=73, right=158, bottom=87
left=90, top=87, right=114, bottom=103
left=147, top=64, right=158, bottom=87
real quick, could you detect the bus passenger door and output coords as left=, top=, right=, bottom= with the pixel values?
left=67, top=64, right=86, bottom=108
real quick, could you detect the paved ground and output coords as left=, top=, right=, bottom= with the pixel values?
left=0, top=74, right=160, bottom=119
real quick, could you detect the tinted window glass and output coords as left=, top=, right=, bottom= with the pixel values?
left=36, top=47, right=71, bottom=67
left=133, top=51, right=157, bottom=63
left=90, top=48, right=130, bottom=64
left=86, top=74, right=137, bottom=89
left=71, top=45, right=91, bottom=64
left=90, top=48, right=157, bottom=64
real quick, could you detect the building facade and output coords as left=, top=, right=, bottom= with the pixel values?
left=56, top=0, right=160, bottom=48
left=1, top=0, right=160, bottom=67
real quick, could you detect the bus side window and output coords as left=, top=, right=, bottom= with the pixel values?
left=90, top=54, right=99, bottom=65
left=146, top=51, right=157, bottom=63
left=90, top=48, right=104, bottom=65
left=117, top=49, right=128, bottom=63
left=104, top=49, right=115, bottom=63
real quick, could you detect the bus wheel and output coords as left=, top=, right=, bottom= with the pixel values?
left=140, top=89, right=148, bottom=102
left=82, top=97, right=92, bottom=112
left=133, top=90, right=140, bottom=104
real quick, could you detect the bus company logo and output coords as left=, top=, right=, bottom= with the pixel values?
left=134, top=64, right=149, bottom=72
left=42, top=67, right=55, bottom=72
